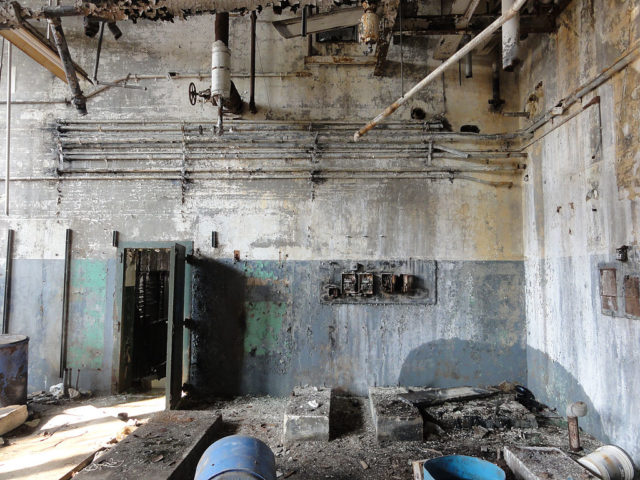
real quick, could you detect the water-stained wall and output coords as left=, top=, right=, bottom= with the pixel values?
left=518, top=0, right=640, bottom=463
left=0, top=7, right=525, bottom=397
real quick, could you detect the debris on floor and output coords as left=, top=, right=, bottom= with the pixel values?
left=504, top=446, right=597, bottom=480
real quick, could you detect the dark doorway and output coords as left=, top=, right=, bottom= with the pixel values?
left=115, top=242, right=191, bottom=409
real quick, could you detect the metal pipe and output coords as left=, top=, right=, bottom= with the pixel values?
left=59, top=228, right=72, bottom=378
left=2, top=229, right=13, bottom=334
left=48, top=18, right=87, bottom=115
left=249, top=11, right=257, bottom=114
left=4, top=41, right=10, bottom=216
left=92, top=21, right=105, bottom=82
left=353, top=0, right=528, bottom=140
left=306, top=6, right=313, bottom=56
left=502, top=0, right=520, bottom=71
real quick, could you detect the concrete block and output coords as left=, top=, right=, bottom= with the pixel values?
left=74, top=411, right=222, bottom=479
left=504, top=446, right=597, bottom=480
left=369, top=387, right=423, bottom=442
left=283, top=387, right=332, bottom=443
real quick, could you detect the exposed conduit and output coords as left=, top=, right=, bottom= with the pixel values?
left=4, top=40, right=10, bottom=216
left=353, top=0, right=528, bottom=140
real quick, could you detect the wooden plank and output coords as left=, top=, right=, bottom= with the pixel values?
left=305, top=55, right=376, bottom=66
left=0, top=404, right=134, bottom=480
left=272, top=7, right=363, bottom=38
left=398, top=386, right=494, bottom=407
left=0, top=405, right=27, bottom=436
left=0, top=23, right=90, bottom=83
left=412, top=459, right=426, bottom=480
left=74, top=411, right=222, bottom=480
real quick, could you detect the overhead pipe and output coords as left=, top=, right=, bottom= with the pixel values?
left=47, top=18, right=87, bottom=115
left=353, top=0, right=528, bottom=140
left=502, top=0, right=521, bottom=70
left=4, top=41, right=11, bottom=216
left=249, top=11, right=257, bottom=113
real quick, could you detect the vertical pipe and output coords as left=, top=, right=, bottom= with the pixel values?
left=2, top=229, right=13, bottom=334
left=59, top=228, right=72, bottom=378
left=502, top=0, right=520, bottom=71
left=306, top=6, right=313, bottom=57
left=215, top=12, right=230, bottom=45
left=568, top=416, right=581, bottom=451
left=4, top=41, right=11, bottom=217
left=48, top=18, right=87, bottom=115
left=92, top=21, right=105, bottom=82
left=465, top=51, right=473, bottom=78
left=249, top=11, right=257, bottom=114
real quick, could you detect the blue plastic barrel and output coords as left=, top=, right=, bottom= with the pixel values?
left=194, top=435, right=276, bottom=480
left=424, top=455, right=506, bottom=480
left=0, top=334, right=29, bottom=407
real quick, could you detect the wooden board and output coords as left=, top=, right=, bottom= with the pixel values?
left=0, top=405, right=27, bottom=436
left=0, top=395, right=164, bottom=480
left=398, top=386, right=494, bottom=407
left=74, top=410, right=222, bottom=480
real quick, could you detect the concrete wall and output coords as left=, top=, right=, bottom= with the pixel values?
left=0, top=7, right=525, bottom=396
left=519, top=0, right=640, bottom=463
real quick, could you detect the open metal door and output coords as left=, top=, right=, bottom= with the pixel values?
left=166, top=243, right=186, bottom=409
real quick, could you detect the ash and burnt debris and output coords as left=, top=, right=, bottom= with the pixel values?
left=0, top=0, right=359, bottom=26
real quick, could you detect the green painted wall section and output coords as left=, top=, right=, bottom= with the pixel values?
left=244, top=301, right=286, bottom=356
left=67, top=259, right=107, bottom=369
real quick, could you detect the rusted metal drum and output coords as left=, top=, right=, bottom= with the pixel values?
left=0, top=334, right=29, bottom=406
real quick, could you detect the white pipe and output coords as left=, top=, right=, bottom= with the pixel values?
left=502, top=0, right=520, bottom=70
left=353, top=0, right=528, bottom=141
left=4, top=41, right=11, bottom=216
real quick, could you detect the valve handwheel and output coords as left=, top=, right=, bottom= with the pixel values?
left=188, top=82, right=198, bottom=106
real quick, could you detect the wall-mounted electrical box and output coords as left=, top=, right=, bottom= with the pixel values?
left=321, top=260, right=436, bottom=305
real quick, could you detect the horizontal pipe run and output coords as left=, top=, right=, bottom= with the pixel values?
left=354, top=0, right=528, bottom=140
left=57, top=166, right=522, bottom=175
left=0, top=175, right=513, bottom=187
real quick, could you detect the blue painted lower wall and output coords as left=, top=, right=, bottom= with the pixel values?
left=0, top=258, right=526, bottom=397
left=190, top=259, right=527, bottom=396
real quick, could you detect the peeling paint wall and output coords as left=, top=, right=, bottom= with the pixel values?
left=519, top=0, right=640, bottom=463
left=0, top=7, right=525, bottom=397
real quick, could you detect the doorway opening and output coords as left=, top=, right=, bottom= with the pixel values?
left=115, top=242, right=191, bottom=409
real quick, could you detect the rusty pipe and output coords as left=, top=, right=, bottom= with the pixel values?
left=249, top=10, right=257, bottom=114
left=567, top=402, right=588, bottom=452
left=48, top=18, right=87, bottom=115
left=353, top=0, right=528, bottom=141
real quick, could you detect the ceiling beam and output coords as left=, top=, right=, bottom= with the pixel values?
left=272, top=6, right=362, bottom=38
left=397, top=14, right=556, bottom=35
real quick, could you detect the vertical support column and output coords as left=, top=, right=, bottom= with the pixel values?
left=4, top=41, right=11, bottom=217
left=59, top=228, right=72, bottom=378
left=2, top=229, right=13, bottom=334
left=249, top=11, right=257, bottom=114
left=502, top=0, right=520, bottom=71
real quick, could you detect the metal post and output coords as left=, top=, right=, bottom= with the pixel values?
left=2, top=229, right=13, bottom=334
left=249, top=11, right=257, bottom=114
left=59, top=228, right=72, bottom=378
left=5, top=41, right=11, bottom=216
left=92, top=21, right=105, bottom=82
left=568, top=416, right=581, bottom=451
